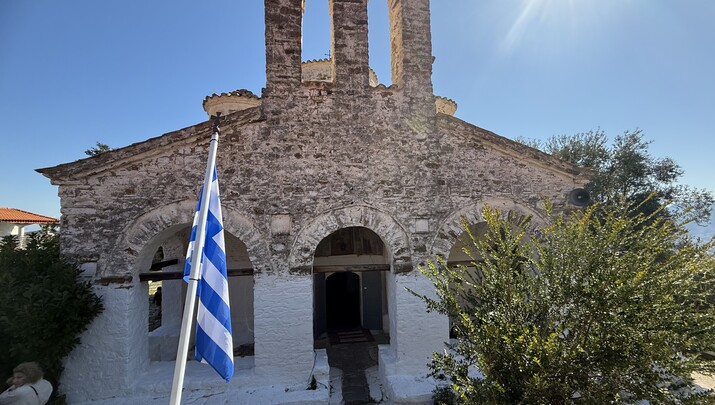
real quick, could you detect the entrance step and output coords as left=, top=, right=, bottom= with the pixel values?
left=329, top=329, right=374, bottom=345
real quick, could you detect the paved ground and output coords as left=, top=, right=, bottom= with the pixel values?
left=328, top=343, right=375, bottom=404
left=324, top=332, right=715, bottom=404
left=325, top=330, right=390, bottom=405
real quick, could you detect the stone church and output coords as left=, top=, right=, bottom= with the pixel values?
left=39, top=0, right=588, bottom=403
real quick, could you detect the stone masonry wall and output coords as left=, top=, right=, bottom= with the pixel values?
left=41, top=0, right=589, bottom=401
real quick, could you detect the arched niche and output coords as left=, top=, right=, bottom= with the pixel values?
left=102, top=200, right=272, bottom=279
left=437, top=199, right=544, bottom=339
left=288, top=205, right=412, bottom=274
left=98, top=200, right=268, bottom=364
left=430, top=197, right=546, bottom=261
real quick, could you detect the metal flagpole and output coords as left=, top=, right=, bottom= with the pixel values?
left=169, top=115, right=222, bottom=405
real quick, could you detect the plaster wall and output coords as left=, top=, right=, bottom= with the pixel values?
left=60, top=283, right=149, bottom=403
left=229, top=276, right=255, bottom=346
left=391, top=272, right=449, bottom=373
left=0, top=222, right=19, bottom=236
left=253, top=272, right=315, bottom=384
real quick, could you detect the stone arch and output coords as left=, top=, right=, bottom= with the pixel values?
left=430, top=197, right=547, bottom=260
left=288, top=205, right=412, bottom=274
left=102, top=200, right=271, bottom=280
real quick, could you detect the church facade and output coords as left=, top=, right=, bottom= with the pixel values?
left=39, top=0, right=588, bottom=403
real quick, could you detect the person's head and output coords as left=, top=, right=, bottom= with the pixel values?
left=9, top=362, right=43, bottom=386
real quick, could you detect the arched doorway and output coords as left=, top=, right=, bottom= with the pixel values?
left=445, top=216, right=534, bottom=338
left=446, top=222, right=487, bottom=338
left=313, top=226, right=389, bottom=343
left=326, top=272, right=360, bottom=330
left=140, top=225, right=256, bottom=361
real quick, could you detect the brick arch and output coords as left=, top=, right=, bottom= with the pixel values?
left=288, top=205, right=413, bottom=274
left=429, top=197, right=547, bottom=260
left=102, top=200, right=271, bottom=280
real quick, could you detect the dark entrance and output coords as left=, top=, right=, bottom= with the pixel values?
left=313, top=227, right=388, bottom=340
left=326, top=272, right=361, bottom=331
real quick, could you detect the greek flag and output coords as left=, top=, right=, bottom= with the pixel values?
left=183, top=167, right=234, bottom=382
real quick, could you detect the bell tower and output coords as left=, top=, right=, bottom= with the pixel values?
left=388, top=0, right=434, bottom=112
left=264, top=0, right=303, bottom=94
left=330, top=0, right=370, bottom=94
left=263, top=0, right=435, bottom=105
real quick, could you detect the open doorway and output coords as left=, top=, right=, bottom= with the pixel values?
left=326, top=272, right=360, bottom=330
left=312, top=226, right=390, bottom=346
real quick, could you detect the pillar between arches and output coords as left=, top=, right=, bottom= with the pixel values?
left=252, top=271, right=315, bottom=384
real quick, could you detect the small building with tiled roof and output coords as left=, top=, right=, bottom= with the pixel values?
left=0, top=208, right=58, bottom=247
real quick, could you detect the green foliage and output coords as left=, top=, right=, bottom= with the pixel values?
left=528, top=129, right=714, bottom=225
left=0, top=228, right=103, bottom=404
left=433, top=384, right=458, bottom=405
left=419, top=200, right=715, bottom=404
left=84, top=141, right=112, bottom=156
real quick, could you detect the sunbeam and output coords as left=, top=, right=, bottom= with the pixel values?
left=500, top=0, right=608, bottom=55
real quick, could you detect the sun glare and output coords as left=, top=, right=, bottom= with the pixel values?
left=501, top=0, right=606, bottom=55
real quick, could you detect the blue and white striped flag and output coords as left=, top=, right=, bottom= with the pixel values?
left=183, top=167, right=234, bottom=382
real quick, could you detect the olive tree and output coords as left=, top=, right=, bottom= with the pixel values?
left=420, top=200, right=715, bottom=404
left=519, top=130, right=714, bottom=226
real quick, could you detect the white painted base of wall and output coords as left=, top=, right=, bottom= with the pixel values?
left=380, top=374, right=437, bottom=405
left=65, top=347, right=442, bottom=405
left=378, top=345, right=437, bottom=405
left=148, top=324, right=180, bottom=361
left=71, top=351, right=329, bottom=405
left=62, top=271, right=447, bottom=404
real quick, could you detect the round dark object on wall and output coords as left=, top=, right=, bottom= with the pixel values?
left=568, top=188, right=591, bottom=206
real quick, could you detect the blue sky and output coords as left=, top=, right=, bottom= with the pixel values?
left=1, top=0, right=714, bottom=223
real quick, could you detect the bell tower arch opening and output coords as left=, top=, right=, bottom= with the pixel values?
left=368, top=0, right=392, bottom=86
left=301, top=0, right=331, bottom=63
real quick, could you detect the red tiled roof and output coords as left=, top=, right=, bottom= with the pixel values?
left=0, top=208, right=58, bottom=225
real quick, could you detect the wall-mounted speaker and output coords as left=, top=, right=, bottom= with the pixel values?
left=568, top=188, right=591, bottom=206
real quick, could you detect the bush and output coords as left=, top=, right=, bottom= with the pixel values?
left=0, top=228, right=103, bottom=404
left=432, top=384, right=457, bottom=405
left=418, top=200, right=715, bottom=404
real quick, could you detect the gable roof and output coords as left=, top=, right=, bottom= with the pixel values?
left=37, top=104, right=590, bottom=185
left=437, top=114, right=594, bottom=180
left=0, top=208, right=58, bottom=225
left=37, top=107, right=264, bottom=183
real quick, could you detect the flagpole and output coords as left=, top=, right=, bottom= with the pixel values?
left=169, top=116, right=222, bottom=405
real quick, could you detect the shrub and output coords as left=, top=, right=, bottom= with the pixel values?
left=418, top=200, right=715, bottom=404
left=0, top=228, right=103, bottom=404
left=432, top=384, right=457, bottom=405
